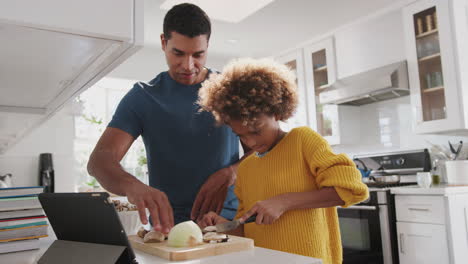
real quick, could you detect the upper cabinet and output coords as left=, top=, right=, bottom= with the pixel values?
left=335, top=10, right=406, bottom=79
left=275, top=50, right=308, bottom=131
left=0, top=0, right=143, bottom=153
left=404, top=0, right=468, bottom=134
left=303, top=38, right=360, bottom=145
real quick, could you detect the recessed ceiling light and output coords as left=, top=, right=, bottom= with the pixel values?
left=160, top=0, right=275, bottom=23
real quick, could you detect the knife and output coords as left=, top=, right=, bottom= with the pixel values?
left=212, top=214, right=257, bottom=233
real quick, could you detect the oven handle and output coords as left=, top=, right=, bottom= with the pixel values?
left=338, top=205, right=377, bottom=211
left=399, top=233, right=405, bottom=254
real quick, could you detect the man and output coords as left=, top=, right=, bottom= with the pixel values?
left=87, top=3, right=248, bottom=234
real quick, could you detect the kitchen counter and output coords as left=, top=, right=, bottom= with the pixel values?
left=2, top=233, right=322, bottom=264
left=390, top=183, right=468, bottom=195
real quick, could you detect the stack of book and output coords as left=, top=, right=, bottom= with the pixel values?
left=0, top=186, right=48, bottom=254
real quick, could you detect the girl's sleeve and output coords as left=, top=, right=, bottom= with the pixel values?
left=300, top=127, right=369, bottom=207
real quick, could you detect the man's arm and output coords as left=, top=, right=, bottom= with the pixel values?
left=87, top=127, right=137, bottom=195
left=191, top=140, right=253, bottom=221
left=87, top=127, right=174, bottom=233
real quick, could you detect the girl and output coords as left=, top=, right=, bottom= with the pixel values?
left=197, top=58, right=368, bottom=264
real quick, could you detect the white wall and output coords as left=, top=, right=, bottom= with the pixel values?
left=332, top=97, right=468, bottom=159
left=0, top=105, right=76, bottom=191
left=108, top=46, right=234, bottom=81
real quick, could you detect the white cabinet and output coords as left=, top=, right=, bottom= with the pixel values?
left=303, top=38, right=360, bottom=145
left=0, top=0, right=143, bottom=153
left=275, top=50, right=308, bottom=131
left=394, top=192, right=468, bottom=264
left=334, top=9, right=406, bottom=79
left=397, top=222, right=449, bottom=264
left=403, top=0, right=468, bottom=134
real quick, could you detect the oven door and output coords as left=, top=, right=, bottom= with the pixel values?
left=338, top=204, right=383, bottom=264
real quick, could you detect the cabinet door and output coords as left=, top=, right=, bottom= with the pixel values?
left=445, top=194, right=468, bottom=263
left=403, top=0, right=462, bottom=133
left=275, top=50, right=308, bottom=131
left=303, top=38, right=341, bottom=144
left=397, top=222, right=449, bottom=264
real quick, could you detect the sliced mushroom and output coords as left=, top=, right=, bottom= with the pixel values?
left=137, top=227, right=149, bottom=239
left=203, top=226, right=217, bottom=233
left=203, top=232, right=229, bottom=243
left=143, top=230, right=165, bottom=243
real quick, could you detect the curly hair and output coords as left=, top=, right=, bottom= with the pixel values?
left=198, top=58, right=298, bottom=127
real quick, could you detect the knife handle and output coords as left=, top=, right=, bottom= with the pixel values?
left=243, top=214, right=257, bottom=224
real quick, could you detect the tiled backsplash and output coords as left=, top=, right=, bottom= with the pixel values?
left=332, top=96, right=468, bottom=159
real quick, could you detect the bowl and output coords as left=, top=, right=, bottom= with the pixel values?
left=117, top=210, right=141, bottom=236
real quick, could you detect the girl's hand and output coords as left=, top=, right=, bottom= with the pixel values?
left=197, top=211, right=229, bottom=229
left=239, top=195, right=290, bottom=225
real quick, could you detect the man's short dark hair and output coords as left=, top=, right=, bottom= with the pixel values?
left=163, top=3, right=211, bottom=40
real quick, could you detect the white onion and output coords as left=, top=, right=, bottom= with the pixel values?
left=167, top=220, right=203, bottom=247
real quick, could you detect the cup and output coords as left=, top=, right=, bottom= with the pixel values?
left=425, top=74, right=432, bottom=89
left=417, top=172, right=432, bottom=188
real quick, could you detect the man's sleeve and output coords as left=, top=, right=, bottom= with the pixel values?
left=108, top=87, right=143, bottom=139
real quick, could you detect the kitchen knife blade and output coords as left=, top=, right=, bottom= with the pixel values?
left=214, top=214, right=256, bottom=233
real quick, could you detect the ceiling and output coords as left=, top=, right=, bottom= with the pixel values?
left=143, top=0, right=397, bottom=59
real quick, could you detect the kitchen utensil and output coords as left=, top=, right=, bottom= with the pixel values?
left=369, top=175, right=401, bottom=184
left=128, top=234, right=254, bottom=261
left=211, top=214, right=257, bottom=233
left=353, top=158, right=372, bottom=178
left=448, top=140, right=463, bottom=160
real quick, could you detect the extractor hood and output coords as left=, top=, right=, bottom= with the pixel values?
left=0, top=0, right=143, bottom=154
left=319, top=61, right=409, bottom=106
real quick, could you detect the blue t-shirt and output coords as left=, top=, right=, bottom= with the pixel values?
left=108, top=71, right=239, bottom=223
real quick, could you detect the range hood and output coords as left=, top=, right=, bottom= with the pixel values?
left=319, top=61, right=409, bottom=106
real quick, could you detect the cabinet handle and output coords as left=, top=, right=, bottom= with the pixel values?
left=399, top=233, right=405, bottom=254
left=408, top=207, right=430, bottom=212
left=464, top=207, right=468, bottom=245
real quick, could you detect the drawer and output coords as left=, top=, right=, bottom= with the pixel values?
left=395, top=195, right=446, bottom=224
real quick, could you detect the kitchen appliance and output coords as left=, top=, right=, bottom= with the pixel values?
left=207, top=214, right=257, bottom=233
left=319, top=61, right=409, bottom=106
left=39, top=153, right=54, bottom=193
left=339, top=149, right=430, bottom=264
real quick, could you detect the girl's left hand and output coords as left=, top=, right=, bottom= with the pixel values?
left=239, top=195, right=290, bottom=225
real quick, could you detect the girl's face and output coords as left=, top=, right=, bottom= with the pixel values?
left=229, top=114, right=283, bottom=153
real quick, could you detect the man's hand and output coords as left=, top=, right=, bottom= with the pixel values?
left=125, top=180, right=174, bottom=234
left=197, top=211, right=228, bottom=229
left=239, top=195, right=290, bottom=225
left=191, top=166, right=235, bottom=221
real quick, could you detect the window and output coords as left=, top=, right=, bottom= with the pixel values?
left=74, top=77, right=147, bottom=192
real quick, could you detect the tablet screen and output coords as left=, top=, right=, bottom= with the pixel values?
left=39, top=192, right=136, bottom=263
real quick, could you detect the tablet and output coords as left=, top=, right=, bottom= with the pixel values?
left=38, top=192, right=137, bottom=263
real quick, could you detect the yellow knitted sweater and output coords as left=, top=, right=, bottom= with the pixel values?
left=234, top=127, right=369, bottom=264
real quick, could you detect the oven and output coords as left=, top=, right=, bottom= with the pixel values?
left=338, top=190, right=398, bottom=264
left=340, top=149, right=431, bottom=264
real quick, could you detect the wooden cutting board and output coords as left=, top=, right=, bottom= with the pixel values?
left=128, top=235, right=254, bottom=261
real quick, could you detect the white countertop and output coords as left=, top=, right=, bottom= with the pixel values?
left=391, top=183, right=468, bottom=195
left=2, top=233, right=322, bottom=264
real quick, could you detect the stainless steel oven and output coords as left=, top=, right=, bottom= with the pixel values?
left=339, top=149, right=431, bottom=264
left=339, top=189, right=397, bottom=264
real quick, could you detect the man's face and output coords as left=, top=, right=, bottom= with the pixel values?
left=161, top=31, right=208, bottom=85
